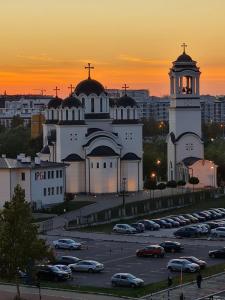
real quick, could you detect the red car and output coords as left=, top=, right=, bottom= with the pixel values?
left=136, top=245, right=165, bottom=258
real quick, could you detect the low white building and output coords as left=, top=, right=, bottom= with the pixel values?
left=0, top=154, right=67, bottom=208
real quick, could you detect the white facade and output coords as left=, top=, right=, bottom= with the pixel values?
left=0, top=155, right=66, bottom=208
left=40, top=76, right=143, bottom=194
left=167, top=50, right=217, bottom=187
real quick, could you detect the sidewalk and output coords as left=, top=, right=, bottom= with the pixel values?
left=0, top=283, right=129, bottom=300
left=144, top=272, right=225, bottom=300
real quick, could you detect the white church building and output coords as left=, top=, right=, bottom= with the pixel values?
left=167, top=46, right=217, bottom=188
left=39, top=66, right=143, bottom=194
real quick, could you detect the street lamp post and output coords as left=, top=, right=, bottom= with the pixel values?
left=156, top=159, right=161, bottom=182
left=122, top=177, right=126, bottom=216
left=151, top=172, right=156, bottom=200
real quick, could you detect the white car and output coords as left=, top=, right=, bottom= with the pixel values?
left=112, top=224, right=137, bottom=234
left=211, top=227, right=225, bottom=237
left=69, top=260, right=104, bottom=273
left=54, top=265, right=73, bottom=279
left=167, top=259, right=200, bottom=273
left=53, top=239, right=82, bottom=250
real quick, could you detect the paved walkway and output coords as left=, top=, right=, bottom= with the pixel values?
left=40, top=188, right=191, bottom=232
left=144, top=272, right=225, bottom=300
left=0, top=284, right=128, bottom=300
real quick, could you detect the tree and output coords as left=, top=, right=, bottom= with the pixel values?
left=11, top=115, right=24, bottom=128
left=0, top=185, right=53, bottom=299
left=189, top=176, right=199, bottom=192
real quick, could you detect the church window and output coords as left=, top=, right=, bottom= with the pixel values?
left=91, top=162, right=93, bottom=168
left=91, top=98, right=95, bottom=113
left=57, top=111, right=59, bottom=119
left=127, top=109, right=130, bottom=119
left=21, top=172, right=25, bottom=181
left=72, top=110, right=75, bottom=120
left=82, top=98, right=85, bottom=108
left=121, top=109, right=124, bottom=120
left=133, top=109, right=135, bottom=119
left=103, top=162, right=106, bottom=168
left=115, top=109, right=118, bottom=119
left=51, top=110, right=54, bottom=119
left=66, top=110, right=68, bottom=120
left=100, top=98, right=103, bottom=112
left=61, top=110, right=63, bottom=120
left=110, top=162, right=112, bottom=168
left=78, top=110, right=80, bottom=120
left=97, top=162, right=99, bottom=168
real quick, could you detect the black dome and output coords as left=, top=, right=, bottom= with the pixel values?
left=48, top=97, right=63, bottom=109
left=116, top=95, right=137, bottom=107
left=75, top=78, right=105, bottom=96
left=176, top=52, right=193, bottom=62
left=62, top=95, right=82, bottom=108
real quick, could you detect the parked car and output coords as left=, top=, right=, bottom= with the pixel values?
left=178, top=215, right=191, bottom=225
left=54, top=256, right=81, bottom=265
left=153, top=219, right=172, bottom=228
left=53, top=239, right=82, bottom=250
left=169, top=216, right=186, bottom=226
left=112, top=224, right=137, bottom=234
left=69, top=260, right=104, bottom=273
left=174, top=227, right=199, bottom=238
left=206, top=222, right=221, bottom=229
left=180, top=256, right=207, bottom=269
left=163, top=218, right=180, bottom=227
left=136, top=245, right=165, bottom=258
left=190, top=224, right=210, bottom=234
left=130, top=223, right=145, bottom=233
left=167, top=259, right=200, bottom=273
left=208, top=210, right=223, bottom=219
left=209, top=247, right=225, bottom=258
left=198, top=211, right=211, bottom=220
left=54, top=265, right=73, bottom=279
left=211, top=227, right=225, bottom=237
left=183, top=214, right=198, bottom=223
left=159, top=241, right=184, bottom=253
left=36, top=265, right=69, bottom=281
left=192, top=213, right=206, bottom=222
left=138, top=220, right=160, bottom=231
left=111, top=273, right=144, bottom=287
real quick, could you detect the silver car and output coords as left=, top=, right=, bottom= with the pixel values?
left=53, top=239, right=82, bottom=250
left=112, top=224, right=137, bottom=234
left=54, top=265, right=73, bottom=279
left=211, top=227, right=225, bottom=237
left=111, top=273, right=144, bottom=287
left=167, top=259, right=200, bottom=273
left=69, top=260, right=104, bottom=273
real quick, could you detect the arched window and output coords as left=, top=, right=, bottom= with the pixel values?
left=91, top=98, right=94, bottom=113
left=72, top=110, right=75, bottom=120
left=82, top=98, right=85, bottom=108
left=96, top=162, right=99, bottom=168
left=100, top=98, right=103, bottom=112
left=127, top=108, right=130, bottom=119
left=115, top=109, right=118, bottom=119
left=103, top=162, right=106, bottom=168
left=121, top=109, right=123, bottom=120
left=51, top=110, right=54, bottom=119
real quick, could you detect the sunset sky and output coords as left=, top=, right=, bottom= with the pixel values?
left=1, top=0, right=225, bottom=97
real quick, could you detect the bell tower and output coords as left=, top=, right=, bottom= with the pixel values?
left=167, top=45, right=204, bottom=181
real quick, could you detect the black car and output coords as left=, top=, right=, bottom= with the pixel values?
left=151, top=219, right=172, bottom=228
left=138, top=220, right=160, bottom=231
left=169, top=216, right=186, bottom=226
left=163, top=218, right=180, bottom=227
left=159, top=241, right=184, bottom=253
left=174, top=227, right=199, bottom=238
left=206, top=222, right=221, bottom=229
left=36, top=265, right=69, bottom=281
left=130, top=223, right=145, bottom=233
left=209, top=248, right=225, bottom=258
left=54, top=256, right=81, bottom=265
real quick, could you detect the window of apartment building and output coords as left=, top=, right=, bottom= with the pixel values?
left=52, top=187, right=54, bottom=195
left=91, top=162, right=93, bottom=168
left=96, top=162, right=99, bottom=168
left=43, top=171, right=46, bottom=179
left=110, top=162, right=113, bottom=168
left=60, top=186, right=63, bottom=194
left=21, top=172, right=25, bottom=181
left=103, top=162, right=106, bottom=168
left=48, top=171, right=51, bottom=179
left=56, top=186, right=59, bottom=194
left=60, top=170, right=63, bottom=178
left=56, top=170, right=59, bottom=178
left=48, top=187, right=51, bottom=195
left=43, top=188, right=46, bottom=196
left=51, top=170, right=54, bottom=178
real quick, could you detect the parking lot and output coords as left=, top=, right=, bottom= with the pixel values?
left=46, top=236, right=225, bottom=288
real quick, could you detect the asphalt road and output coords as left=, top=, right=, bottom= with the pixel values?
left=45, top=235, right=225, bottom=288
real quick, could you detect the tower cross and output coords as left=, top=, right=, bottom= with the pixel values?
left=68, top=84, right=75, bottom=95
left=85, top=63, right=94, bottom=79
left=181, top=42, right=187, bottom=53
left=122, top=84, right=129, bottom=95
left=53, top=86, right=60, bottom=97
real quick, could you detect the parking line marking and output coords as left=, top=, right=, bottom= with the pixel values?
left=102, top=255, right=135, bottom=264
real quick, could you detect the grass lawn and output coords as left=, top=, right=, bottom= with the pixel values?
left=39, top=262, right=225, bottom=298
left=69, top=196, right=225, bottom=233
